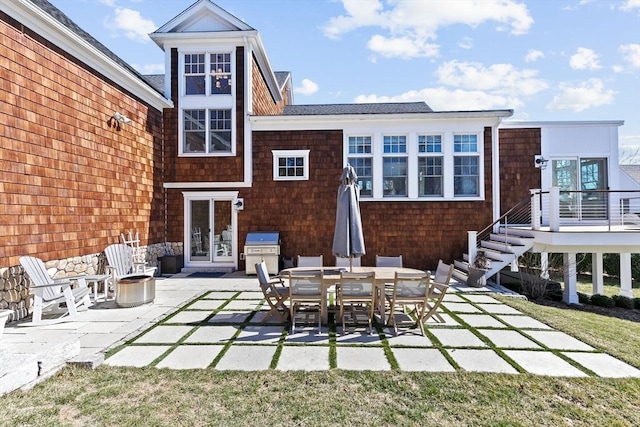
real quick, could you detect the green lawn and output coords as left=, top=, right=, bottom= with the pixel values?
left=2, top=297, right=639, bottom=426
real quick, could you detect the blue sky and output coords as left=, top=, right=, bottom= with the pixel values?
left=49, top=0, right=640, bottom=163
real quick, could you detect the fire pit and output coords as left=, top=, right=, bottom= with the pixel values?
left=116, top=275, right=155, bottom=307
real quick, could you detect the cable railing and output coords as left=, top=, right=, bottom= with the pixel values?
left=476, top=193, right=534, bottom=247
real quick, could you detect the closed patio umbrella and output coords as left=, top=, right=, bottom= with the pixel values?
left=332, top=164, right=365, bottom=271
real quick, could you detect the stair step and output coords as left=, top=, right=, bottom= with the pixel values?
left=452, top=268, right=468, bottom=283
left=454, top=259, right=469, bottom=272
left=499, top=226, right=535, bottom=238
left=476, top=247, right=513, bottom=262
left=481, top=240, right=525, bottom=254
left=489, top=233, right=532, bottom=246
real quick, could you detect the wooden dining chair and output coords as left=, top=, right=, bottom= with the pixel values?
left=385, top=271, right=430, bottom=336
left=297, top=255, right=323, bottom=267
left=255, top=261, right=289, bottom=321
left=376, top=255, right=403, bottom=267
left=287, top=270, right=324, bottom=333
left=336, top=271, right=376, bottom=335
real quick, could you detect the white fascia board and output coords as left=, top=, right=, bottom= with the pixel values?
left=164, top=182, right=251, bottom=189
left=249, top=34, right=283, bottom=104
left=150, top=30, right=259, bottom=49
left=5, top=0, right=173, bottom=111
left=250, top=110, right=512, bottom=131
left=501, top=120, right=624, bottom=128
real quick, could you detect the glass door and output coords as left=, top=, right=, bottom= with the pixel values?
left=187, top=197, right=235, bottom=264
left=552, top=158, right=608, bottom=221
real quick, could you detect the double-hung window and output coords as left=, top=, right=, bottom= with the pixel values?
left=184, top=52, right=233, bottom=96
left=347, top=136, right=373, bottom=197
left=383, top=135, right=407, bottom=197
left=453, top=134, right=480, bottom=196
left=184, top=54, right=206, bottom=95
left=417, top=134, right=443, bottom=197
left=183, top=109, right=232, bottom=153
left=210, top=53, right=232, bottom=94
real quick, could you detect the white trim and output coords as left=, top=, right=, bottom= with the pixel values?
left=272, top=150, right=310, bottom=181
left=5, top=0, right=172, bottom=111
left=164, top=182, right=251, bottom=189
left=501, top=120, right=624, bottom=128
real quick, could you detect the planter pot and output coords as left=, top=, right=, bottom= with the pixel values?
left=467, top=267, right=487, bottom=288
left=1, top=309, right=12, bottom=347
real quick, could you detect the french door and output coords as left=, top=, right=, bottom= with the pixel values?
left=552, top=158, right=608, bottom=220
left=184, top=192, right=238, bottom=266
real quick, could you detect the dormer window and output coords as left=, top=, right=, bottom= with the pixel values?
left=183, top=52, right=233, bottom=96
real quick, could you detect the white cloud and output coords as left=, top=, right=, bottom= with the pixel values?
left=132, top=63, right=165, bottom=74
left=98, top=0, right=117, bottom=6
left=458, top=37, right=473, bottom=50
left=294, top=79, right=319, bottom=96
left=525, top=49, right=544, bottom=62
left=619, top=44, right=640, bottom=68
left=354, top=87, right=521, bottom=111
left=322, top=0, right=533, bottom=59
left=546, top=78, right=616, bottom=112
left=104, top=8, right=156, bottom=43
left=620, top=0, right=640, bottom=11
left=569, top=47, right=601, bottom=70
left=435, top=60, right=548, bottom=96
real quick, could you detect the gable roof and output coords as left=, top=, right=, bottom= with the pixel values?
left=11, top=0, right=172, bottom=110
left=149, top=0, right=282, bottom=104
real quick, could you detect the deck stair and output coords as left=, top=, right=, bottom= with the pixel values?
left=452, top=227, right=535, bottom=285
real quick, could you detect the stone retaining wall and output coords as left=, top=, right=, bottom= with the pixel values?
left=0, top=243, right=183, bottom=323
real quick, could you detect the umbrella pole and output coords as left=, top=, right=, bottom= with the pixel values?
left=349, top=256, right=353, bottom=272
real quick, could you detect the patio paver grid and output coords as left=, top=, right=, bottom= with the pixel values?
left=104, top=291, right=640, bottom=377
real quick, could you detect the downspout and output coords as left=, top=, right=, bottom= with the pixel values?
left=492, top=120, right=501, bottom=225
left=243, top=37, right=253, bottom=186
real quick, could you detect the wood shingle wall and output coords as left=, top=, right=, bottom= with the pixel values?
left=0, top=11, right=164, bottom=268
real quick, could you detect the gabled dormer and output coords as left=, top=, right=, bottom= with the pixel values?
left=149, top=0, right=290, bottom=158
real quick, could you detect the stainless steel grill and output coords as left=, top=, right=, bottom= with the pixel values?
left=244, top=231, right=280, bottom=275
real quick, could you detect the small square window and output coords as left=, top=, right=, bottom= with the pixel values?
left=273, top=150, right=310, bottom=181
left=418, top=135, right=442, bottom=153
left=383, top=135, right=406, bottom=153
left=454, top=134, right=478, bottom=152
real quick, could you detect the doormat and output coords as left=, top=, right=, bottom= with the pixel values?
left=187, top=272, right=226, bottom=278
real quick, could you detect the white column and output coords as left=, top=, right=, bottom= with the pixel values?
left=530, top=189, right=541, bottom=230
left=468, top=231, right=477, bottom=265
left=549, top=187, right=560, bottom=232
left=619, top=253, right=633, bottom=298
left=592, top=253, right=604, bottom=295
left=540, top=252, right=549, bottom=279
left=563, top=253, right=579, bottom=304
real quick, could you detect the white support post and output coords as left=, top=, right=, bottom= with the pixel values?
left=468, top=231, right=477, bottom=265
left=541, top=252, right=549, bottom=279
left=563, top=253, right=579, bottom=304
left=549, top=186, right=560, bottom=232
left=619, top=253, right=633, bottom=298
left=530, top=189, right=541, bottom=230
left=592, top=253, right=604, bottom=295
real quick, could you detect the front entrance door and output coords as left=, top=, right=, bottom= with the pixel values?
left=552, top=158, right=608, bottom=220
left=184, top=192, right=238, bottom=267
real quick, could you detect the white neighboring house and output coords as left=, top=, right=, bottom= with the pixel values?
left=492, top=121, right=640, bottom=304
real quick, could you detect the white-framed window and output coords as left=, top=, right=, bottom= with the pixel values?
left=183, top=52, right=233, bottom=96
left=453, top=134, right=479, bottom=196
left=347, top=136, right=373, bottom=197
left=183, top=109, right=232, bottom=154
left=272, top=150, right=310, bottom=181
left=383, top=135, right=407, bottom=197
left=418, top=134, right=443, bottom=197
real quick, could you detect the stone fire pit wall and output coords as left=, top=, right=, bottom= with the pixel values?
left=0, top=242, right=183, bottom=323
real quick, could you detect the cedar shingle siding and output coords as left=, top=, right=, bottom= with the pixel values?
left=498, top=128, right=542, bottom=213
left=0, top=11, right=164, bottom=266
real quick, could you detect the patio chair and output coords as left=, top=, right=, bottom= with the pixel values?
left=385, top=271, right=430, bottom=336
left=287, top=270, right=325, bottom=333
left=105, top=244, right=156, bottom=298
left=376, top=255, right=403, bottom=267
left=422, top=280, right=449, bottom=326
left=429, top=260, right=453, bottom=323
left=255, top=261, right=289, bottom=321
left=336, top=271, right=376, bottom=335
left=20, top=256, right=91, bottom=324
left=297, top=254, right=323, bottom=267
left=335, top=257, right=361, bottom=268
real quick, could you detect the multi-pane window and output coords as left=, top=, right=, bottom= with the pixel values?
left=210, top=53, right=232, bottom=94
left=418, top=135, right=443, bottom=197
left=383, top=135, right=407, bottom=197
left=454, top=134, right=479, bottom=196
left=183, top=52, right=232, bottom=96
left=184, top=54, right=205, bottom=95
left=209, top=110, right=232, bottom=152
left=348, top=136, right=373, bottom=196
left=183, top=109, right=232, bottom=154
left=272, top=150, right=310, bottom=181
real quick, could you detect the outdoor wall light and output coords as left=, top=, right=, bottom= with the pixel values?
left=108, top=112, right=132, bottom=130
left=234, top=199, right=244, bottom=211
left=534, top=155, right=548, bottom=170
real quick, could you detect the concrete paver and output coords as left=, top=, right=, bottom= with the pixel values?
left=476, top=303, right=523, bottom=315
left=156, top=345, right=223, bottom=369
left=448, top=349, right=519, bottom=374
left=477, top=329, right=542, bottom=349
left=215, top=345, right=277, bottom=370
left=184, top=325, right=240, bottom=343
left=458, top=314, right=508, bottom=328
left=462, top=294, right=501, bottom=304
left=393, top=348, right=455, bottom=372
left=235, top=326, right=284, bottom=344
left=503, top=350, right=588, bottom=377
left=188, top=300, right=226, bottom=310
left=105, top=345, right=170, bottom=367
left=277, top=346, right=330, bottom=371
left=562, top=352, right=640, bottom=378
left=429, top=328, right=488, bottom=347
left=336, top=346, right=391, bottom=371
left=441, top=302, right=482, bottom=313
left=166, top=310, right=212, bottom=324
left=495, top=315, right=552, bottom=330
left=207, top=311, right=252, bottom=324
left=133, top=325, right=194, bottom=344
left=524, top=330, right=595, bottom=351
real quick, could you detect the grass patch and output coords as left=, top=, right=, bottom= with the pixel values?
left=2, top=368, right=639, bottom=426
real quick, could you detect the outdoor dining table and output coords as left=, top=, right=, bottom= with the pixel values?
left=279, top=266, right=426, bottom=325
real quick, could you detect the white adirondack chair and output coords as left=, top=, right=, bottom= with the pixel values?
left=20, top=256, right=91, bottom=324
